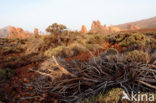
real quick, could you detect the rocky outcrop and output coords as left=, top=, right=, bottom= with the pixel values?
left=127, top=24, right=140, bottom=30
left=8, top=27, right=32, bottom=39
left=90, top=20, right=109, bottom=33
left=81, top=20, right=142, bottom=33
left=34, top=28, right=39, bottom=37
left=81, top=25, right=87, bottom=34
left=90, top=20, right=120, bottom=33
left=109, top=25, right=121, bottom=32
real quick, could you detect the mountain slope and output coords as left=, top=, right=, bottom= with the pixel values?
left=116, top=16, right=156, bottom=29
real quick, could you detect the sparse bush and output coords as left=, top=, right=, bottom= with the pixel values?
left=87, top=34, right=106, bottom=44
left=118, top=33, right=146, bottom=47
left=66, top=43, right=87, bottom=57
left=124, top=50, right=150, bottom=63
left=105, top=48, right=118, bottom=55
left=46, top=23, right=67, bottom=35
left=61, top=47, right=74, bottom=57
left=85, top=44, right=101, bottom=51
left=44, top=46, right=65, bottom=57
left=44, top=43, right=89, bottom=58
left=1, top=46, right=23, bottom=55
left=5, top=56, right=18, bottom=62
left=26, top=38, right=44, bottom=54
left=81, top=88, right=123, bottom=103
left=147, top=38, right=156, bottom=49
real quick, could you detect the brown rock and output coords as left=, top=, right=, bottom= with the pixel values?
left=134, top=25, right=140, bottom=30
left=90, top=20, right=109, bottom=33
left=34, top=28, right=39, bottom=36
left=9, top=27, right=17, bottom=39
left=127, top=24, right=140, bottom=30
left=16, top=28, right=23, bottom=33
left=109, top=25, right=120, bottom=32
left=8, top=27, right=32, bottom=39
left=81, top=25, right=87, bottom=34
left=91, top=20, right=101, bottom=30
left=103, top=24, right=109, bottom=31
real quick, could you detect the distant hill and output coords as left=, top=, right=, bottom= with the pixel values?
left=116, top=16, right=156, bottom=29
left=0, top=26, right=13, bottom=37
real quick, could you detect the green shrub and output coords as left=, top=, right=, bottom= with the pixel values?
left=67, top=43, right=87, bottom=56
left=85, top=44, right=101, bottom=51
left=146, top=38, right=156, bottom=49
left=118, top=33, right=146, bottom=47
left=5, top=56, right=18, bottom=62
left=124, top=50, right=150, bottom=63
left=1, top=46, right=23, bottom=55
left=44, top=46, right=65, bottom=57
left=61, top=47, right=74, bottom=57
left=87, top=34, right=106, bottom=44
left=44, top=43, right=89, bottom=58
left=81, top=88, right=123, bottom=103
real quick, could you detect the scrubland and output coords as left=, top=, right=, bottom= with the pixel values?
left=0, top=23, right=156, bottom=103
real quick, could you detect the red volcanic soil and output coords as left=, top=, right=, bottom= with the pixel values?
left=66, top=43, right=122, bottom=62
left=0, top=52, right=48, bottom=102
left=66, top=49, right=104, bottom=62
left=0, top=41, right=123, bottom=102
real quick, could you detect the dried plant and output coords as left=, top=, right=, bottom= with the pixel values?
left=32, top=55, right=156, bottom=103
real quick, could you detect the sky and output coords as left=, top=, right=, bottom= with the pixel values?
left=0, top=0, right=156, bottom=32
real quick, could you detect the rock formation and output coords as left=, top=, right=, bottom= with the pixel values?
left=90, top=20, right=120, bottom=33
left=127, top=24, right=140, bottom=30
left=91, top=20, right=109, bottom=33
left=81, top=25, right=87, bottom=34
left=109, top=25, right=121, bottom=32
left=134, top=25, right=140, bottom=30
left=34, top=28, right=39, bottom=37
left=8, top=27, right=32, bottom=39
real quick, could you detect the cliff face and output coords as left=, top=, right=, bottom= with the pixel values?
left=8, top=27, right=32, bottom=39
